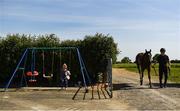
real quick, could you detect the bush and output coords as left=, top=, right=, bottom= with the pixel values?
left=171, top=60, right=180, bottom=63
left=121, top=57, right=131, bottom=63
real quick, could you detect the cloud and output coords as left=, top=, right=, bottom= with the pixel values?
left=1, top=0, right=179, bottom=34
left=3, top=10, right=179, bottom=32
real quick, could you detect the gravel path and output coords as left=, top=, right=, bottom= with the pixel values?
left=113, top=68, right=180, bottom=110
left=0, top=68, right=179, bottom=110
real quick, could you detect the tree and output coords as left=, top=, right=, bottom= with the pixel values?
left=121, top=57, right=131, bottom=63
left=152, top=54, right=160, bottom=62
left=80, top=33, right=119, bottom=78
left=171, top=59, right=180, bottom=63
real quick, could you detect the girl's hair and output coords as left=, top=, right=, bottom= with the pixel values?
left=63, top=63, right=67, bottom=69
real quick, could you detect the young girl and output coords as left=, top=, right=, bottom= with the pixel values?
left=60, top=63, right=71, bottom=89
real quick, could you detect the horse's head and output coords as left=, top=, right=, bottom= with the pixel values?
left=144, top=49, right=152, bottom=62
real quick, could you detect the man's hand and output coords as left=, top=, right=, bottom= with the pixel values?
left=151, top=63, right=156, bottom=68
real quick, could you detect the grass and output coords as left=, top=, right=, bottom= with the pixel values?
left=113, top=63, right=180, bottom=83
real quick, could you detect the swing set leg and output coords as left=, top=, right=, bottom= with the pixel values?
left=83, top=88, right=88, bottom=100
left=83, top=91, right=86, bottom=100
left=72, top=86, right=82, bottom=100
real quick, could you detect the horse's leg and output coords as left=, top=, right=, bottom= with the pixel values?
left=137, top=64, right=142, bottom=85
left=137, top=64, right=141, bottom=74
left=148, top=67, right=152, bottom=88
left=141, top=68, right=144, bottom=85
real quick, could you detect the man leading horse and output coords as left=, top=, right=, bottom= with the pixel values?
left=136, top=48, right=170, bottom=88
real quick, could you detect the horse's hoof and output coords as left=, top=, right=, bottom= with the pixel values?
left=149, top=85, right=152, bottom=88
left=140, top=82, right=143, bottom=85
left=140, top=80, right=143, bottom=85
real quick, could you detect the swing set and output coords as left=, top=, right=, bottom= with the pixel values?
left=5, top=47, right=91, bottom=89
left=4, top=47, right=113, bottom=100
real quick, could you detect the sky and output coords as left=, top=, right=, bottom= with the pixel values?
left=0, top=0, right=180, bottom=61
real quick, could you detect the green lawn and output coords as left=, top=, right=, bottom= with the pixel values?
left=113, top=63, right=180, bottom=83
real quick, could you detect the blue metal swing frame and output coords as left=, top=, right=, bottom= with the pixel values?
left=4, top=47, right=91, bottom=91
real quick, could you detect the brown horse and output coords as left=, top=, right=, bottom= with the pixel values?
left=136, top=49, right=152, bottom=88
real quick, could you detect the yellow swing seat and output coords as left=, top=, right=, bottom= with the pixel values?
left=43, top=73, right=53, bottom=79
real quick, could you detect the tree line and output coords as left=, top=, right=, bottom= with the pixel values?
left=119, top=55, right=180, bottom=64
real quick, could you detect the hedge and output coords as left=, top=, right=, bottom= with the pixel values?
left=0, top=33, right=119, bottom=86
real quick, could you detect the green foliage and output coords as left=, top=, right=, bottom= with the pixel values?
left=171, top=59, right=180, bottom=63
left=113, top=63, right=137, bottom=68
left=35, top=34, right=60, bottom=47
left=152, top=54, right=160, bottom=62
left=0, top=33, right=119, bottom=85
left=0, top=34, right=34, bottom=80
left=60, top=40, right=82, bottom=47
left=121, top=57, right=131, bottom=63
left=81, top=33, right=119, bottom=77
